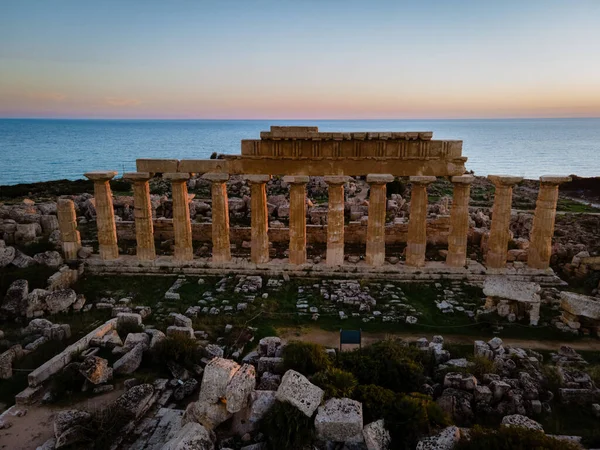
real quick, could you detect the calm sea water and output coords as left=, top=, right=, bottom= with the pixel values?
left=0, top=118, right=599, bottom=185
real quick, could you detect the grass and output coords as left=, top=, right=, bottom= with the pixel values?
left=556, top=198, right=600, bottom=213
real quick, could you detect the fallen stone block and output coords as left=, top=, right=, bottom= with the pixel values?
left=199, top=358, right=240, bottom=404
left=315, top=397, right=363, bottom=443
left=161, top=421, right=215, bottom=450
left=276, top=370, right=324, bottom=417
left=363, top=419, right=391, bottom=450
left=225, top=363, right=256, bottom=413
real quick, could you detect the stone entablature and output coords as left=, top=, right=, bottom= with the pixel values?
left=76, top=126, right=569, bottom=284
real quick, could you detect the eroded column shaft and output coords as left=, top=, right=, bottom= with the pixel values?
left=406, top=176, right=436, bottom=267
left=245, top=175, right=270, bottom=264
left=325, top=176, right=348, bottom=266
left=204, top=173, right=231, bottom=263
left=528, top=176, right=571, bottom=269
left=124, top=173, right=156, bottom=261
left=366, top=174, right=394, bottom=266
left=284, top=176, right=309, bottom=265
left=446, top=175, right=474, bottom=267
left=85, top=171, right=118, bottom=260
left=486, top=175, right=523, bottom=268
left=57, top=198, right=81, bottom=260
left=166, top=173, right=193, bottom=262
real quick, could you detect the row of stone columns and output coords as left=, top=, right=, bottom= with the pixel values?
left=81, top=170, right=567, bottom=271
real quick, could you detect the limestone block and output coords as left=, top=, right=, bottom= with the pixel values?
left=483, top=277, right=541, bottom=304
left=474, top=385, right=492, bottom=404
left=199, top=358, right=240, bottom=404
left=79, top=356, right=112, bottom=384
left=315, top=397, right=363, bottom=442
left=500, top=414, right=543, bottom=431
left=560, top=291, right=600, bottom=320
left=0, top=245, right=16, bottom=267
left=183, top=399, right=232, bottom=430
left=443, top=372, right=477, bottom=391
left=161, top=421, right=215, bottom=450
left=1, top=279, right=28, bottom=317
left=166, top=326, right=195, bottom=340
left=490, top=380, right=511, bottom=401
left=33, top=251, right=63, bottom=269
left=416, top=426, right=460, bottom=450
left=474, top=341, right=494, bottom=360
left=276, top=370, right=324, bottom=417
left=232, top=390, right=277, bottom=435
left=258, top=337, right=282, bottom=357
left=225, top=363, right=256, bottom=413
left=117, top=312, right=143, bottom=329
left=113, top=383, right=155, bottom=419
left=147, top=329, right=167, bottom=349
left=257, top=357, right=284, bottom=375
left=363, top=419, right=391, bottom=450
left=170, top=312, right=193, bottom=328
left=54, top=409, right=92, bottom=444
left=44, top=289, right=77, bottom=315
left=123, top=332, right=150, bottom=351
left=113, top=343, right=144, bottom=374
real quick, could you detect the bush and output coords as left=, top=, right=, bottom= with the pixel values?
left=81, top=403, right=136, bottom=450
left=541, top=365, right=562, bottom=393
left=467, top=355, right=497, bottom=379
left=353, top=385, right=450, bottom=450
left=585, top=364, right=600, bottom=387
left=338, top=340, right=425, bottom=393
left=311, top=368, right=357, bottom=399
left=455, top=425, right=580, bottom=450
left=282, top=341, right=331, bottom=376
left=50, top=363, right=85, bottom=399
left=259, top=401, right=314, bottom=450
left=152, top=335, right=203, bottom=368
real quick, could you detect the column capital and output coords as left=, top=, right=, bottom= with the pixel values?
left=323, top=175, right=349, bottom=185
left=409, top=175, right=436, bottom=185
left=488, top=175, right=523, bottom=187
left=540, top=175, right=571, bottom=185
left=163, top=172, right=190, bottom=181
left=84, top=171, right=117, bottom=181
left=366, top=174, right=394, bottom=184
left=202, top=172, right=230, bottom=182
left=282, top=175, right=310, bottom=184
left=451, top=175, right=475, bottom=184
left=123, top=172, right=152, bottom=182
left=244, top=174, right=271, bottom=184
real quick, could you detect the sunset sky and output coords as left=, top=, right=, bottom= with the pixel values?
left=1, top=0, right=599, bottom=119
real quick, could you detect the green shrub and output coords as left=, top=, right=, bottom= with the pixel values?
left=311, top=368, right=357, bottom=399
left=151, top=335, right=203, bottom=368
left=338, top=340, right=425, bottom=393
left=259, top=401, right=314, bottom=450
left=585, top=364, right=600, bottom=386
left=468, top=355, right=497, bottom=379
left=455, top=425, right=580, bottom=450
left=353, top=385, right=450, bottom=450
left=282, top=341, right=331, bottom=375
left=541, top=364, right=562, bottom=393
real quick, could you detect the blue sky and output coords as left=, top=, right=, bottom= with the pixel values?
left=1, top=0, right=599, bottom=119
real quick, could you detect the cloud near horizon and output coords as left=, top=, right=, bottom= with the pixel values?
left=104, top=97, right=142, bottom=107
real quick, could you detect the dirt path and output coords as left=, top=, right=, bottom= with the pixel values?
left=277, top=326, right=600, bottom=352
left=0, top=388, right=124, bottom=450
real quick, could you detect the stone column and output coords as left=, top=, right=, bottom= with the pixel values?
left=164, top=173, right=194, bottom=262
left=486, top=175, right=523, bottom=268
left=57, top=198, right=81, bottom=260
left=123, top=172, right=156, bottom=261
left=406, top=176, right=436, bottom=267
left=244, top=175, right=271, bottom=264
left=202, top=173, right=231, bottom=263
left=84, top=171, right=119, bottom=260
left=324, top=176, right=348, bottom=266
left=528, top=175, right=571, bottom=269
left=446, top=175, right=475, bottom=267
left=283, top=176, right=309, bottom=265
left=365, top=174, right=394, bottom=266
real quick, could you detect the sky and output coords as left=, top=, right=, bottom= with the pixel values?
left=1, top=0, right=600, bottom=120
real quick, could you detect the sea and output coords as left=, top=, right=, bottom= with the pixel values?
left=0, top=118, right=599, bottom=185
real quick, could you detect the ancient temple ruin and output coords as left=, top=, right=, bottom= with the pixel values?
left=68, top=126, right=570, bottom=284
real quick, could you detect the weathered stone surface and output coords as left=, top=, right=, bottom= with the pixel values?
left=11, top=249, right=36, bottom=268
left=167, top=326, right=195, bottom=339
left=0, top=245, right=15, bottom=267
left=147, top=328, right=167, bottom=349
left=123, top=332, right=150, bottom=351
left=225, top=363, right=256, bottom=413
left=257, top=357, right=284, bottom=375
left=170, top=312, right=193, bottom=328
left=113, top=383, right=155, bottom=419
left=54, top=409, right=91, bottom=444
left=363, top=419, right=391, bottom=450
left=117, top=312, right=143, bottom=329
left=1, top=279, right=28, bottom=317
left=33, top=251, right=63, bottom=269
left=174, top=379, right=199, bottom=401
left=199, top=358, right=240, bottom=404
left=161, top=421, right=215, bottom=450
left=560, top=291, right=600, bottom=320
left=79, top=356, right=112, bottom=384
left=276, top=370, right=324, bottom=417
left=501, top=414, right=543, bottom=431
left=183, top=400, right=232, bottom=431
left=257, top=372, right=281, bottom=390
left=0, top=345, right=22, bottom=379
left=113, top=343, right=144, bottom=374
left=483, top=277, right=541, bottom=303
left=258, top=337, right=282, bottom=357
left=231, top=390, right=277, bottom=435
left=416, top=426, right=460, bottom=450
left=315, top=397, right=363, bottom=442
left=45, top=289, right=77, bottom=315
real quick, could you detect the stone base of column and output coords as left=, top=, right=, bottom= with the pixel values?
left=62, top=241, right=81, bottom=260
left=99, top=244, right=119, bottom=261
left=406, top=243, right=427, bottom=267
left=174, top=247, right=194, bottom=262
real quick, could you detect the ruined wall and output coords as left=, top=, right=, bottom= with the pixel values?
left=115, top=217, right=451, bottom=246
